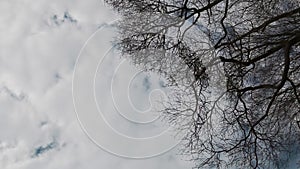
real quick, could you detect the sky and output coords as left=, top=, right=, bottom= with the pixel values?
left=0, top=0, right=194, bottom=169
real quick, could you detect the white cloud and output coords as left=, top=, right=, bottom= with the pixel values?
left=0, top=0, right=194, bottom=169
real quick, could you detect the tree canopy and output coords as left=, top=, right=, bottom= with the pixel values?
left=105, top=0, right=300, bottom=168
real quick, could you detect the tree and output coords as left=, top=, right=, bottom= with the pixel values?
left=105, top=0, right=300, bottom=168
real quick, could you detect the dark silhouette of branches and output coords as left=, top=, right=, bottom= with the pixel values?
left=105, top=0, right=300, bottom=168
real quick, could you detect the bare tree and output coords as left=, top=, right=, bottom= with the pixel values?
left=105, top=0, right=300, bottom=168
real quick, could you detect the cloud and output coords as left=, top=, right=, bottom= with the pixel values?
left=0, top=0, right=194, bottom=169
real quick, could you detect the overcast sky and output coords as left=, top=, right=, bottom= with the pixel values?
left=0, top=0, right=194, bottom=169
